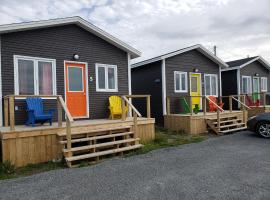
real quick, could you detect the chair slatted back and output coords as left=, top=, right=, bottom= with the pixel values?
left=26, top=98, right=44, bottom=116
left=109, top=96, right=122, bottom=113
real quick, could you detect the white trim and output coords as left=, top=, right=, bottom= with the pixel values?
left=14, top=55, right=57, bottom=95
left=161, top=59, right=166, bottom=115
left=237, top=69, right=241, bottom=96
left=64, top=60, right=89, bottom=119
left=189, top=72, right=202, bottom=108
left=132, top=44, right=228, bottom=68
left=261, top=77, right=268, bottom=92
left=174, top=71, right=188, bottom=93
left=241, top=76, right=252, bottom=94
left=95, top=63, right=118, bottom=92
left=127, top=53, right=131, bottom=95
left=0, top=17, right=141, bottom=59
left=0, top=36, right=2, bottom=126
left=204, top=74, right=218, bottom=97
left=221, top=66, right=240, bottom=71
left=219, top=66, right=222, bottom=96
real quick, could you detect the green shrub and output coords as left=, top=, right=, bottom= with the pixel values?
left=0, top=161, right=15, bottom=174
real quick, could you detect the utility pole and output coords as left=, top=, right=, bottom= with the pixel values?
left=213, top=45, right=217, bottom=56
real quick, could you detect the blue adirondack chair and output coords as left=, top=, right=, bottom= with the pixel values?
left=26, top=98, right=55, bottom=126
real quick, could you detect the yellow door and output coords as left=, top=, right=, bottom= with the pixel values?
left=190, top=73, right=201, bottom=109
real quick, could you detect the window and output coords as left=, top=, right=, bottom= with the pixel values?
left=96, top=64, right=118, bottom=92
left=14, top=55, right=56, bottom=95
left=261, top=77, right=268, bottom=92
left=204, top=74, right=218, bottom=96
left=174, top=71, right=187, bottom=93
left=242, top=76, right=252, bottom=94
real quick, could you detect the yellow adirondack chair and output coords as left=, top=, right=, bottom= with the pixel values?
left=109, top=96, right=128, bottom=119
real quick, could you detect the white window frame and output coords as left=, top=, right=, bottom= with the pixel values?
left=14, top=55, right=57, bottom=96
left=174, top=71, right=188, bottom=93
left=241, top=76, right=252, bottom=94
left=95, top=63, right=118, bottom=92
left=204, top=74, right=218, bottom=97
left=261, top=77, right=268, bottom=92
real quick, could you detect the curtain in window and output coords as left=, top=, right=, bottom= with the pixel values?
left=38, top=61, right=53, bottom=95
left=18, top=59, right=34, bottom=95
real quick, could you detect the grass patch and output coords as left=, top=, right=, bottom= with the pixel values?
left=128, top=126, right=207, bottom=155
left=0, top=161, right=65, bottom=180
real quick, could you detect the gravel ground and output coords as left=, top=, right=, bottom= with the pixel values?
left=0, top=131, right=270, bottom=200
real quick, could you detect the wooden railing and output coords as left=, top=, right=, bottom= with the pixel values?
left=121, top=95, right=151, bottom=138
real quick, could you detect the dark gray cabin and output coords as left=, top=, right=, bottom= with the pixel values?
left=221, top=56, right=270, bottom=108
left=0, top=16, right=141, bottom=125
left=132, top=44, right=228, bottom=124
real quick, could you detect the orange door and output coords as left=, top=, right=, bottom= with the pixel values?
left=65, top=62, right=87, bottom=118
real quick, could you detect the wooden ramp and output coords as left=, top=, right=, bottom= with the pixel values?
left=205, top=115, right=246, bottom=135
left=58, top=126, right=143, bottom=167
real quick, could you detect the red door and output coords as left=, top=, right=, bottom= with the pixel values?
left=65, top=62, right=87, bottom=118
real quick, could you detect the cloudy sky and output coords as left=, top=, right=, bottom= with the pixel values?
left=0, top=0, right=269, bottom=63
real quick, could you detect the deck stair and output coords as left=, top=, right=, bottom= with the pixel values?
left=57, top=126, right=143, bottom=167
left=205, top=115, right=246, bottom=134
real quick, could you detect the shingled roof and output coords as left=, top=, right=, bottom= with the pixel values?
left=226, top=56, right=258, bottom=67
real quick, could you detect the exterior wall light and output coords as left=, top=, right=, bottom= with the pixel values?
left=194, top=68, right=199, bottom=72
left=73, top=54, right=79, bottom=60
left=255, top=73, right=259, bottom=77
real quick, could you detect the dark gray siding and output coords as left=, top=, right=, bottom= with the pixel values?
left=240, top=61, right=270, bottom=92
left=165, top=50, right=220, bottom=112
left=1, top=24, right=128, bottom=124
left=131, top=61, right=163, bottom=124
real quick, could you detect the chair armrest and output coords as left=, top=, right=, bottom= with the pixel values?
left=26, top=109, right=34, bottom=113
left=45, top=109, right=56, bottom=115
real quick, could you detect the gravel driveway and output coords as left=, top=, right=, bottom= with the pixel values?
left=0, top=131, right=270, bottom=200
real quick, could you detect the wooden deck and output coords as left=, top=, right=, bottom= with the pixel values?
left=248, top=106, right=270, bottom=118
left=1, top=117, right=155, bottom=167
left=164, top=111, right=247, bottom=135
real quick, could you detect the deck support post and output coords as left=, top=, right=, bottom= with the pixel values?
left=133, top=110, right=138, bottom=142
left=147, top=95, right=151, bottom=118
left=9, top=96, right=15, bottom=131
left=203, top=96, right=206, bottom=116
left=217, top=108, right=220, bottom=133
left=121, top=96, right=126, bottom=121
left=4, top=97, right=9, bottom=127
left=229, top=96, right=232, bottom=112
left=190, top=96, right=193, bottom=116
left=57, top=96, right=63, bottom=127
left=66, top=119, right=72, bottom=158
left=263, top=93, right=266, bottom=108
left=166, top=97, right=170, bottom=115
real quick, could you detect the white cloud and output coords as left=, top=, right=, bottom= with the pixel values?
left=0, top=0, right=269, bottom=63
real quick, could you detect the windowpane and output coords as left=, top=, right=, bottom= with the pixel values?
left=191, top=77, right=198, bottom=92
left=261, top=78, right=267, bottom=91
left=175, top=73, right=180, bottom=91
left=205, top=76, right=211, bottom=95
left=38, top=61, right=53, bottom=95
left=98, top=67, right=106, bottom=89
left=242, top=78, right=248, bottom=94
left=180, top=74, right=186, bottom=91
left=18, top=59, right=34, bottom=95
left=211, top=76, right=217, bottom=95
left=108, top=67, right=116, bottom=89
left=68, top=67, right=83, bottom=91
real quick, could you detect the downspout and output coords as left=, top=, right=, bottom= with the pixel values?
left=161, top=59, right=166, bottom=115
left=127, top=53, right=132, bottom=116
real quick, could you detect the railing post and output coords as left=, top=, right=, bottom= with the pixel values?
left=217, top=108, right=220, bottom=133
left=133, top=110, right=138, bottom=142
left=229, top=96, right=232, bottom=112
left=9, top=96, right=15, bottom=131
left=263, top=93, right=266, bottom=108
left=147, top=95, right=151, bottom=118
left=121, top=96, right=126, bottom=121
left=203, top=96, right=206, bottom=116
left=66, top=118, right=72, bottom=158
left=190, top=96, right=193, bottom=116
left=4, top=97, right=9, bottom=127
left=57, top=96, right=62, bottom=127
left=166, top=97, right=170, bottom=115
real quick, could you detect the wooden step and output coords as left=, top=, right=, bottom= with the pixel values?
left=66, top=144, right=143, bottom=162
left=57, top=126, right=131, bottom=137
left=59, top=131, right=134, bottom=144
left=63, top=138, right=140, bottom=153
left=219, top=126, right=247, bottom=134
left=219, top=123, right=245, bottom=129
left=212, top=119, right=242, bottom=125
left=206, top=116, right=238, bottom=121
